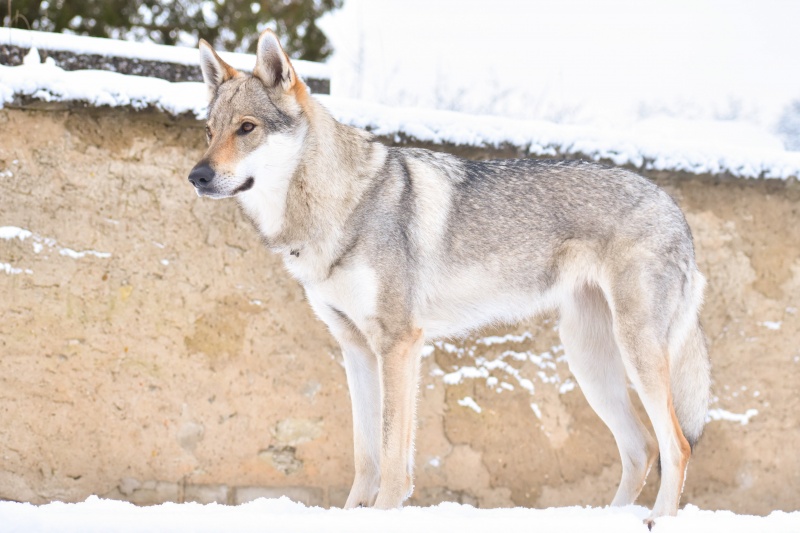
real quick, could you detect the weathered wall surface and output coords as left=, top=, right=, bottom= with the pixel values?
left=0, top=107, right=798, bottom=514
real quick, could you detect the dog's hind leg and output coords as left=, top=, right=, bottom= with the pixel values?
left=373, top=327, right=425, bottom=509
left=605, top=266, right=693, bottom=524
left=559, top=283, right=658, bottom=506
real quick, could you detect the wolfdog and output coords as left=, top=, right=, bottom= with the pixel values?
left=188, top=29, right=710, bottom=525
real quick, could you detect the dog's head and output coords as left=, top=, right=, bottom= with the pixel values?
left=188, top=30, right=308, bottom=199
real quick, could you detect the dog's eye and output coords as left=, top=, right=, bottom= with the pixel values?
left=239, top=122, right=256, bottom=134
left=205, top=126, right=212, bottom=141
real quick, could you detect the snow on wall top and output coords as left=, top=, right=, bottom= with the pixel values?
left=321, top=96, right=800, bottom=180
left=0, top=50, right=209, bottom=118
left=1, top=28, right=330, bottom=81
left=1, top=50, right=798, bottom=180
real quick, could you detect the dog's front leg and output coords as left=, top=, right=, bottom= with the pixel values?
left=340, top=335, right=381, bottom=509
left=373, top=327, right=425, bottom=509
left=304, top=294, right=382, bottom=508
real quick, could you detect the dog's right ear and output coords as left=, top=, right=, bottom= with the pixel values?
left=253, top=29, right=297, bottom=92
left=198, top=39, right=239, bottom=100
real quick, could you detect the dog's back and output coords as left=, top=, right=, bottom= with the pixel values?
left=348, top=150, right=696, bottom=339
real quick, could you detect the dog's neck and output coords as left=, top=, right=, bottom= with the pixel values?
left=260, top=97, right=387, bottom=284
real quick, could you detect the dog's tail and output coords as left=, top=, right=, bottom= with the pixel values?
left=668, top=270, right=711, bottom=449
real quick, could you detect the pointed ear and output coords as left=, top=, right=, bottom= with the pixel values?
left=253, top=29, right=297, bottom=92
left=198, top=39, right=239, bottom=100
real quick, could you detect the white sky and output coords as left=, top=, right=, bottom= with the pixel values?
left=318, top=0, right=800, bottom=127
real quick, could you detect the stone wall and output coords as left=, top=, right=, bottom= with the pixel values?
left=0, top=106, right=798, bottom=515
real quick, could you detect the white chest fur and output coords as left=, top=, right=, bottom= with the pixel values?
left=236, top=129, right=306, bottom=239
left=303, top=260, right=380, bottom=340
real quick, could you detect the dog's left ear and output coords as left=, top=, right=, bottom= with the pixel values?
left=253, top=29, right=298, bottom=92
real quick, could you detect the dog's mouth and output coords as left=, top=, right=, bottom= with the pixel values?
left=191, top=177, right=254, bottom=199
left=192, top=183, right=229, bottom=199
left=234, top=177, right=255, bottom=194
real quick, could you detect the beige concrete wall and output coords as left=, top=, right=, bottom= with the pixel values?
left=0, top=107, right=798, bottom=514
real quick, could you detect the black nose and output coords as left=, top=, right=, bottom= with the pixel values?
left=188, top=162, right=215, bottom=188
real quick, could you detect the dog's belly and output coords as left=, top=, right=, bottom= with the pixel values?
left=418, top=271, right=558, bottom=340
left=421, top=302, right=527, bottom=339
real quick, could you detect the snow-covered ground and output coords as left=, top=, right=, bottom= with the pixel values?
left=1, top=497, right=799, bottom=533
left=1, top=48, right=799, bottom=180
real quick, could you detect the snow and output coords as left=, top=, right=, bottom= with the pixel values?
left=319, top=95, right=800, bottom=179
left=1, top=261, right=32, bottom=275
left=0, top=226, right=32, bottom=241
left=443, top=355, right=535, bottom=395
left=0, top=497, right=798, bottom=533
left=1, top=53, right=799, bottom=179
left=475, top=332, right=534, bottom=346
left=432, top=332, right=757, bottom=428
left=760, top=321, right=782, bottom=331
left=0, top=53, right=208, bottom=118
left=558, top=380, right=576, bottom=394
left=0, top=55, right=800, bottom=179
left=436, top=336, right=573, bottom=405
left=58, top=248, right=112, bottom=259
left=444, top=366, right=489, bottom=385
left=457, top=396, right=482, bottom=413
left=2, top=28, right=330, bottom=80
left=706, top=408, right=759, bottom=426
left=0, top=225, right=112, bottom=266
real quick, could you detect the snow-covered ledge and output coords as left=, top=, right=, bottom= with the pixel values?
left=1, top=48, right=799, bottom=180
left=0, top=28, right=331, bottom=94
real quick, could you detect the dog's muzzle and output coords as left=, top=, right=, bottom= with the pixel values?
left=188, top=162, right=215, bottom=191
